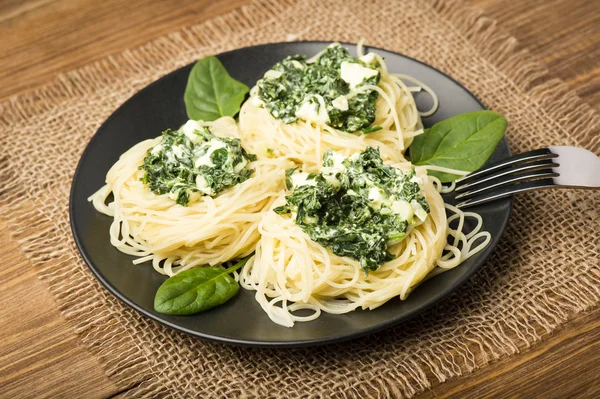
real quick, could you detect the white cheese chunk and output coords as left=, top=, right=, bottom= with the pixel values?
left=327, top=151, right=347, bottom=173
left=264, top=69, right=283, bottom=79
left=303, top=215, right=319, bottom=224
left=367, top=187, right=387, bottom=209
left=322, top=151, right=347, bottom=188
left=411, top=200, right=428, bottom=222
left=295, top=95, right=330, bottom=124
left=410, top=173, right=424, bottom=186
left=332, top=95, right=349, bottom=111
left=290, top=60, right=305, bottom=70
left=180, top=120, right=204, bottom=143
left=391, top=200, right=414, bottom=221
left=171, top=144, right=186, bottom=159
left=291, top=172, right=317, bottom=188
left=340, top=61, right=379, bottom=88
left=194, top=139, right=227, bottom=168
left=150, top=144, right=162, bottom=156
left=359, top=53, right=377, bottom=65
left=165, top=150, right=177, bottom=164
left=233, top=157, right=248, bottom=173
left=195, top=175, right=214, bottom=196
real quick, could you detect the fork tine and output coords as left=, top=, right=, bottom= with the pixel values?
left=456, top=178, right=556, bottom=208
left=455, top=161, right=559, bottom=192
left=455, top=148, right=558, bottom=185
left=455, top=170, right=559, bottom=200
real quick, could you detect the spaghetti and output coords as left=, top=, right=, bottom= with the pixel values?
left=89, top=42, right=494, bottom=328
left=240, top=159, right=489, bottom=327
left=89, top=117, right=292, bottom=276
left=239, top=42, right=437, bottom=171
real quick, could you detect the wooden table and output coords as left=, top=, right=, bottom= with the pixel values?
left=1, top=1, right=598, bottom=397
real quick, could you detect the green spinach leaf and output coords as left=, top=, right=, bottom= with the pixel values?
left=361, top=125, right=382, bottom=134
left=409, top=111, right=507, bottom=182
left=154, top=257, right=250, bottom=315
left=184, top=56, right=249, bottom=121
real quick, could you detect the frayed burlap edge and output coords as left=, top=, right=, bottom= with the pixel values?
left=0, top=0, right=598, bottom=396
left=430, top=0, right=599, bottom=152
left=0, top=0, right=298, bottom=394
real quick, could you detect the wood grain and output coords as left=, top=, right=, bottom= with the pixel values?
left=0, top=0, right=598, bottom=397
left=0, top=219, right=118, bottom=398
left=0, top=0, right=248, bottom=100
left=422, top=308, right=600, bottom=398
left=472, top=0, right=600, bottom=108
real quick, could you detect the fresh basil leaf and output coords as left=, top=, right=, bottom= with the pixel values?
left=154, top=257, right=249, bottom=315
left=184, top=56, right=249, bottom=121
left=409, top=110, right=507, bottom=182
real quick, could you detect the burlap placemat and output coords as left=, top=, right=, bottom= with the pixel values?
left=1, top=0, right=599, bottom=397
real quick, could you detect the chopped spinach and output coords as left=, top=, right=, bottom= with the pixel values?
left=141, top=122, right=256, bottom=206
left=256, top=44, right=381, bottom=133
left=274, top=147, right=430, bottom=273
left=361, top=125, right=383, bottom=134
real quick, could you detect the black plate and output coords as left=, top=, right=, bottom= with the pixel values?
left=70, top=41, right=512, bottom=347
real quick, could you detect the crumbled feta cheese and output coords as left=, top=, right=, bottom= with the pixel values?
left=194, top=139, right=227, bottom=168
left=332, top=95, right=349, bottom=111
left=290, top=60, right=305, bottom=69
left=295, top=95, right=330, bottom=124
left=195, top=175, right=214, bottom=196
left=391, top=200, right=413, bottom=221
left=264, top=69, right=283, bottom=79
left=291, top=172, right=317, bottom=188
left=233, top=158, right=248, bottom=173
left=340, top=61, right=379, bottom=88
left=180, top=120, right=204, bottom=143
left=171, top=145, right=186, bottom=159
left=322, top=151, right=347, bottom=188
left=411, top=200, right=428, bottom=222
left=367, top=187, right=387, bottom=209
left=359, top=53, right=377, bottom=65
left=151, top=144, right=162, bottom=156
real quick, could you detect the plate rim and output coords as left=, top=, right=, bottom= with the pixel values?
left=69, top=40, right=513, bottom=348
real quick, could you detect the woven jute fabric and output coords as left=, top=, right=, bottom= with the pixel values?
left=1, top=0, right=599, bottom=397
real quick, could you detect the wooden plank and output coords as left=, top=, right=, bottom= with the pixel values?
left=423, top=2, right=600, bottom=394
left=421, top=309, right=600, bottom=398
left=0, top=218, right=119, bottom=398
left=0, top=0, right=597, bottom=105
left=472, top=0, right=600, bottom=107
left=0, top=0, right=248, bottom=100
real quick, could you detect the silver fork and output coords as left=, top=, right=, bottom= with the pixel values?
left=454, top=146, right=600, bottom=208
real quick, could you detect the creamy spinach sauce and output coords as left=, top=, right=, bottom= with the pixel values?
left=256, top=44, right=381, bottom=133
left=275, top=147, right=430, bottom=273
left=141, top=120, right=256, bottom=206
